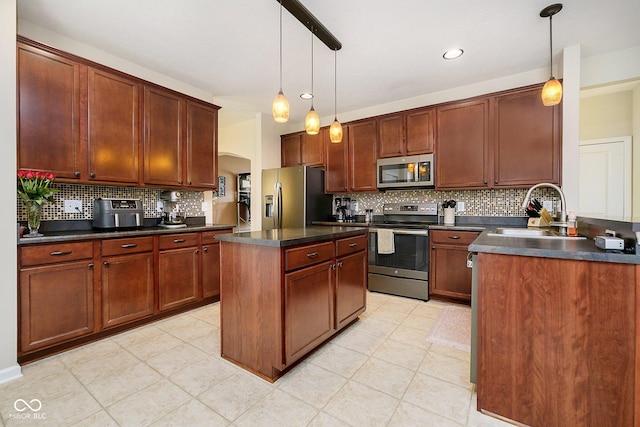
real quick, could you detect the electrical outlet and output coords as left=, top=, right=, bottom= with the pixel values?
left=156, top=201, right=164, bottom=212
left=64, top=200, right=82, bottom=214
left=201, top=202, right=208, bottom=212
left=456, top=201, right=465, bottom=212
left=542, top=200, right=553, bottom=212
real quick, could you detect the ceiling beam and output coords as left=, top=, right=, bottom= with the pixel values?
left=277, top=0, right=342, bottom=51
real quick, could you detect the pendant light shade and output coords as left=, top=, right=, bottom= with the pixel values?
left=272, top=0, right=289, bottom=122
left=540, top=4, right=563, bottom=106
left=329, top=49, right=343, bottom=143
left=305, top=28, right=320, bottom=135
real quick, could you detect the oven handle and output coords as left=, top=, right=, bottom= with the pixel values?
left=369, top=228, right=428, bottom=236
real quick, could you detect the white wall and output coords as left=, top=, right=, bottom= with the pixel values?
left=0, top=0, right=20, bottom=383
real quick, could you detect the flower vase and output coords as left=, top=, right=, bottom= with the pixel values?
left=25, top=201, right=43, bottom=237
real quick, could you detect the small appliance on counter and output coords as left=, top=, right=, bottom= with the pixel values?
left=93, top=198, right=144, bottom=229
left=159, top=191, right=187, bottom=229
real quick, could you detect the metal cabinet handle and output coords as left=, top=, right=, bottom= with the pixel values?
left=188, top=181, right=192, bottom=185
left=307, top=252, right=319, bottom=258
left=448, top=235, right=461, bottom=240
left=195, top=249, right=199, bottom=254
left=203, top=247, right=208, bottom=253
left=173, top=239, right=185, bottom=243
left=330, top=264, right=336, bottom=270
left=103, top=261, right=109, bottom=267
left=88, top=263, right=94, bottom=269
left=337, top=262, right=344, bottom=267
left=50, top=251, right=72, bottom=256
left=121, top=243, right=138, bottom=248
left=90, top=172, right=96, bottom=178
left=74, top=171, right=81, bottom=177
left=348, top=243, right=358, bottom=247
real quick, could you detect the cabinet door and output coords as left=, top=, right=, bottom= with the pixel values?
left=406, top=108, right=434, bottom=155
left=429, top=230, right=478, bottom=302
left=493, top=87, right=561, bottom=187
left=348, top=119, right=378, bottom=192
left=325, top=126, right=349, bottom=193
left=143, top=86, right=184, bottom=186
left=17, top=42, right=83, bottom=180
left=19, top=261, right=94, bottom=353
left=158, top=247, right=199, bottom=311
left=281, top=133, right=301, bottom=167
left=335, top=251, right=367, bottom=329
left=102, top=252, right=154, bottom=328
left=284, top=260, right=334, bottom=365
left=202, top=242, right=221, bottom=298
left=377, top=114, right=404, bottom=158
left=88, top=67, right=140, bottom=184
left=301, top=129, right=325, bottom=166
left=436, top=100, right=490, bottom=189
left=186, top=100, right=219, bottom=189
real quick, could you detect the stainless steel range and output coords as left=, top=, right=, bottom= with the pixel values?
left=368, top=202, right=438, bottom=300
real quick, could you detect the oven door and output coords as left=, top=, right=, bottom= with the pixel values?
left=368, top=228, right=429, bottom=300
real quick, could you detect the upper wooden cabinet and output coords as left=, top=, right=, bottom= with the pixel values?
left=17, top=41, right=83, bottom=180
left=281, top=133, right=301, bottom=167
left=280, top=130, right=324, bottom=167
left=88, top=67, right=140, bottom=184
left=324, top=126, right=350, bottom=193
left=377, top=108, right=434, bottom=158
left=348, top=119, right=378, bottom=192
left=17, top=37, right=220, bottom=190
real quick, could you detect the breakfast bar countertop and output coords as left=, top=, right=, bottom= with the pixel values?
left=215, top=226, right=368, bottom=248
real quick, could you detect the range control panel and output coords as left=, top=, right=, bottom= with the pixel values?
left=382, top=202, right=438, bottom=215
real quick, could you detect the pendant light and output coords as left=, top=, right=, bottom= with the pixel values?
left=540, top=4, right=563, bottom=106
left=272, top=0, right=289, bottom=123
left=329, top=48, right=343, bottom=143
left=305, top=28, right=320, bottom=135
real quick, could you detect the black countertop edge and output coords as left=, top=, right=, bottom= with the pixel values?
left=18, top=223, right=236, bottom=245
left=469, top=230, right=640, bottom=265
left=215, top=226, right=368, bottom=247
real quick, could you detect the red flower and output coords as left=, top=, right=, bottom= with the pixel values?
left=26, top=171, right=34, bottom=179
left=47, top=173, right=55, bottom=180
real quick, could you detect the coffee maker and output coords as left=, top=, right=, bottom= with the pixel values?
left=159, top=191, right=187, bottom=228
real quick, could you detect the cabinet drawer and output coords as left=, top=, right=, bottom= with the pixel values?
left=21, top=241, right=93, bottom=267
left=336, top=235, right=367, bottom=257
left=159, top=233, right=199, bottom=250
left=202, top=229, right=233, bottom=245
left=102, top=236, right=154, bottom=256
left=430, top=230, right=480, bottom=245
left=285, top=241, right=334, bottom=272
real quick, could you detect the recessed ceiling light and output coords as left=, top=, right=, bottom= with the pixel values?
left=443, top=48, right=464, bottom=60
left=300, top=93, right=313, bottom=100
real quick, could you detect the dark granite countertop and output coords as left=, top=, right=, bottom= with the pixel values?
left=469, top=230, right=640, bottom=265
left=18, top=223, right=236, bottom=245
left=215, top=226, right=368, bottom=248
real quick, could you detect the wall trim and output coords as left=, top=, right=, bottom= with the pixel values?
left=0, top=364, right=23, bottom=385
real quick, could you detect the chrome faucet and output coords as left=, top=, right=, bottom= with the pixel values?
left=521, top=183, right=568, bottom=234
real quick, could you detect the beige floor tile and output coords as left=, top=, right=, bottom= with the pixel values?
left=332, top=328, right=386, bottom=356
left=72, top=410, right=119, bottom=427
left=19, top=357, right=64, bottom=381
left=145, top=342, right=209, bottom=377
left=0, top=367, right=82, bottom=411
left=84, top=362, right=162, bottom=406
left=324, top=381, right=399, bottom=426
left=388, top=401, right=463, bottom=427
left=68, top=348, right=140, bottom=386
left=366, top=291, right=394, bottom=305
left=159, top=317, right=218, bottom=343
left=189, top=304, right=220, bottom=326
left=403, top=373, right=471, bottom=425
left=111, top=324, right=165, bottom=348
left=401, top=312, right=437, bottom=332
left=367, top=307, right=410, bottom=325
left=189, top=332, right=221, bottom=355
left=233, top=389, right=317, bottom=427
left=122, top=331, right=183, bottom=361
left=197, top=371, right=273, bottom=421
left=381, top=298, right=420, bottom=314
left=151, top=399, right=229, bottom=427
left=349, top=317, right=398, bottom=338
left=371, top=339, right=427, bottom=372
left=411, top=302, right=445, bottom=319
left=429, top=342, right=471, bottom=362
left=388, top=325, right=432, bottom=350
left=169, top=358, right=237, bottom=397
left=306, top=343, right=368, bottom=378
left=276, top=362, right=347, bottom=408
left=106, top=378, right=191, bottom=427
left=418, top=351, right=473, bottom=390
left=307, top=411, right=352, bottom=427
left=58, top=339, right=122, bottom=368
left=351, top=357, right=415, bottom=399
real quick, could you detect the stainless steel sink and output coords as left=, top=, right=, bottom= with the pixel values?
left=487, top=227, right=587, bottom=240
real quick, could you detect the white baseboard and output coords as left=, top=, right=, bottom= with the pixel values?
left=0, top=364, right=23, bottom=385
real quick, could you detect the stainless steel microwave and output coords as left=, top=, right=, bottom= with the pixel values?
left=376, top=154, right=434, bottom=189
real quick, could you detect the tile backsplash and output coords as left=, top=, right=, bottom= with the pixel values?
left=335, top=187, right=562, bottom=217
left=17, top=184, right=205, bottom=222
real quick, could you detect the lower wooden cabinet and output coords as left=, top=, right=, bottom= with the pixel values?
left=429, top=229, right=480, bottom=302
left=158, top=233, right=200, bottom=311
left=202, top=229, right=232, bottom=298
left=335, top=239, right=368, bottom=329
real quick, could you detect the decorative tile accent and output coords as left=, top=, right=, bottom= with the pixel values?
left=17, top=184, right=205, bottom=221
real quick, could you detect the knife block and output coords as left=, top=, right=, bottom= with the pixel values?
left=527, top=216, right=550, bottom=227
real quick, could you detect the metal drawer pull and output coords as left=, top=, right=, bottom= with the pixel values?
left=348, top=243, right=358, bottom=247
left=448, top=235, right=461, bottom=240
left=121, top=243, right=138, bottom=248
left=173, top=239, right=186, bottom=243
left=337, top=262, right=344, bottom=267
left=307, top=252, right=319, bottom=258
left=50, top=251, right=72, bottom=256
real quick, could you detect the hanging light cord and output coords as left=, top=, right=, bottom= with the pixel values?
left=334, top=49, right=338, bottom=120
left=279, top=0, right=283, bottom=91
left=548, top=14, right=554, bottom=78
left=310, top=27, right=314, bottom=107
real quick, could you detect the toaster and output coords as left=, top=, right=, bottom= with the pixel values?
left=93, top=198, right=144, bottom=229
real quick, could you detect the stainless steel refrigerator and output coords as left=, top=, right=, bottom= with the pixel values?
left=262, top=165, right=333, bottom=230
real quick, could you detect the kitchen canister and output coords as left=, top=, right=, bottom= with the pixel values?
left=443, top=207, right=455, bottom=225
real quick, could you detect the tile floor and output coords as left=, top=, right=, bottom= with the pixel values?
left=0, top=292, right=513, bottom=427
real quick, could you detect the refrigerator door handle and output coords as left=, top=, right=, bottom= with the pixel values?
left=274, top=182, right=282, bottom=229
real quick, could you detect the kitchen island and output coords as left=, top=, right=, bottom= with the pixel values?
left=469, top=231, right=640, bottom=426
left=216, top=226, right=368, bottom=381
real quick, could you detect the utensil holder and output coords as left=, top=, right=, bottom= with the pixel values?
left=444, top=207, right=455, bottom=225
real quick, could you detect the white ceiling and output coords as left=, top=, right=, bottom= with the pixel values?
left=16, top=0, right=640, bottom=127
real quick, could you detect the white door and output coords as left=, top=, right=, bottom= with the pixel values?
left=579, top=136, right=631, bottom=220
